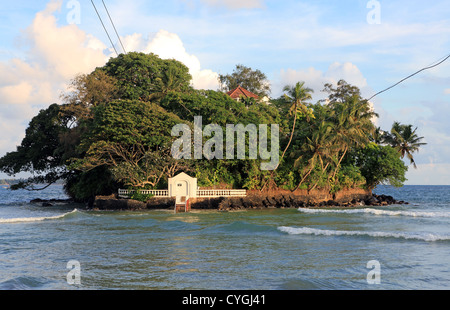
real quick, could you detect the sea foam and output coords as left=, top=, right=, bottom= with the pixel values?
left=278, top=226, right=450, bottom=242
left=0, top=209, right=78, bottom=224
left=297, top=207, right=450, bottom=218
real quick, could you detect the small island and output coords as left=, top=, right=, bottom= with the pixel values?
left=0, top=53, right=425, bottom=211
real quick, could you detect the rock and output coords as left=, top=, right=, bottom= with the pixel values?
left=126, top=199, right=147, bottom=210
left=326, top=200, right=339, bottom=206
left=31, top=198, right=74, bottom=205
left=365, top=196, right=380, bottom=206
left=93, top=198, right=128, bottom=210
left=88, top=190, right=408, bottom=211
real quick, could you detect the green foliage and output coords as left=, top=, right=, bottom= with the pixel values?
left=219, top=64, right=271, bottom=98
left=349, top=143, right=408, bottom=189
left=274, top=81, right=314, bottom=177
left=89, top=99, right=182, bottom=147
left=101, top=52, right=192, bottom=101
left=337, top=165, right=366, bottom=189
left=161, top=89, right=243, bottom=125
left=161, top=88, right=281, bottom=190
left=64, top=167, right=117, bottom=201
left=383, top=121, right=427, bottom=168
left=0, top=104, right=71, bottom=190
left=72, top=99, right=188, bottom=189
left=130, top=191, right=155, bottom=203
left=0, top=53, right=194, bottom=200
left=0, top=51, right=424, bottom=200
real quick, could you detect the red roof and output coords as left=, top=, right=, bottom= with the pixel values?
left=226, top=85, right=259, bottom=100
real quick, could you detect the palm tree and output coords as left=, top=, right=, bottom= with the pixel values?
left=260, top=82, right=313, bottom=191
left=277, top=82, right=314, bottom=169
left=330, top=95, right=378, bottom=180
left=384, top=122, right=427, bottom=168
left=292, top=120, right=335, bottom=191
left=370, top=127, right=386, bottom=144
left=149, top=65, right=185, bottom=101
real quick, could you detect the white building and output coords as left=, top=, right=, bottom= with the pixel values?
left=168, top=172, right=198, bottom=205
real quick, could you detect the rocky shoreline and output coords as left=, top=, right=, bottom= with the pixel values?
left=87, top=192, right=408, bottom=212
left=29, top=189, right=408, bottom=211
left=196, top=193, right=408, bottom=212
left=30, top=198, right=76, bottom=207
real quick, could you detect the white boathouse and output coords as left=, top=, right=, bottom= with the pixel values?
left=118, top=172, right=247, bottom=212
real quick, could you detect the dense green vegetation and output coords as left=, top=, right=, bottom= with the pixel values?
left=219, top=64, right=271, bottom=98
left=0, top=53, right=426, bottom=201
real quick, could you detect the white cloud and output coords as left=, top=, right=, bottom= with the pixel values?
left=122, top=30, right=220, bottom=90
left=276, top=62, right=382, bottom=126
left=325, top=62, right=368, bottom=88
left=25, top=3, right=110, bottom=80
left=444, top=88, right=450, bottom=95
left=0, top=1, right=221, bottom=159
left=406, top=163, right=450, bottom=185
left=0, top=82, right=34, bottom=105
left=200, top=0, right=264, bottom=10
left=0, top=0, right=110, bottom=105
left=277, top=62, right=370, bottom=100
left=0, top=0, right=110, bottom=157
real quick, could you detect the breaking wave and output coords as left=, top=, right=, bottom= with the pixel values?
left=278, top=226, right=450, bottom=242
left=0, top=209, right=79, bottom=224
left=297, top=207, right=450, bottom=218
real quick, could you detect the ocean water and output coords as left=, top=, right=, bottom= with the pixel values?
left=0, top=184, right=449, bottom=290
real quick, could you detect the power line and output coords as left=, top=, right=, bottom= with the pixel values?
left=102, top=0, right=127, bottom=54
left=367, top=53, right=450, bottom=101
left=90, top=0, right=119, bottom=56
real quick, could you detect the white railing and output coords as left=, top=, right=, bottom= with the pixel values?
left=118, top=189, right=169, bottom=198
left=118, top=189, right=247, bottom=198
left=197, top=189, right=247, bottom=198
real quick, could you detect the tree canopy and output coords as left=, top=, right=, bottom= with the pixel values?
left=0, top=53, right=423, bottom=201
left=219, top=64, right=271, bottom=98
left=0, top=104, right=71, bottom=191
left=100, top=52, right=193, bottom=102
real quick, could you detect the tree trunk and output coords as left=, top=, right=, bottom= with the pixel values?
left=261, top=103, right=299, bottom=192
left=331, top=146, right=348, bottom=180
left=293, top=164, right=314, bottom=191
left=278, top=105, right=298, bottom=170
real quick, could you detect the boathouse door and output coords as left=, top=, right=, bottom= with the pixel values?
left=175, top=181, right=189, bottom=204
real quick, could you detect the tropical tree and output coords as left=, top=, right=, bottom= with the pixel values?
left=292, top=120, right=334, bottom=191
left=149, top=63, right=190, bottom=101
left=370, top=127, right=387, bottom=144
left=71, top=99, right=189, bottom=189
left=349, top=143, right=408, bottom=189
left=59, top=70, right=119, bottom=123
left=278, top=82, right=314, bottom=168
left=101, top=52, right=192, bottom=102
left=0, top=104, right=71, bottom=191
left=326, top=83, right=378, bottom=182
left=219, top=64, right=271, bottom=98
left=384, top=122, right=427, bottom=168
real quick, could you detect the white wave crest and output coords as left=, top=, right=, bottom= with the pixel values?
left=297, top=207, right=450, bottom=218
left=0, top=209, right=78, bottom=224
left=278, top=226, right=450, bottom=242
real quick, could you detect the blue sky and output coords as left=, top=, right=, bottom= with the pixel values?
left=1, top=0, right=449, bottom=184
